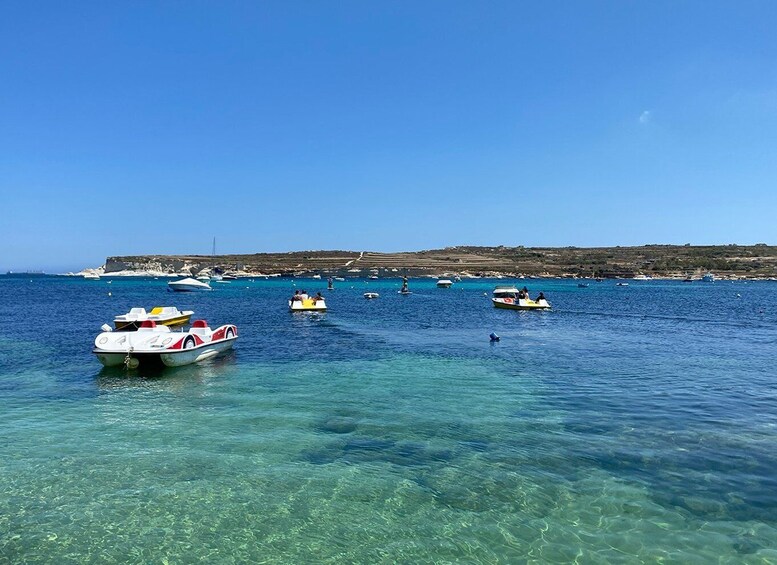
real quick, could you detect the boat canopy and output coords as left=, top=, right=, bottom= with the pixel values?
left=493, top=286, right=519, bottom=295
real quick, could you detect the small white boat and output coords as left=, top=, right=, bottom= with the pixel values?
left=364, top=292, right=379, bottom=299
left=168, top=277, right=212, bottom=292
left=702, top=273, right=715, bottom=282
left=113, top=306, right=194, bottom=331
left=312, top=274, right=322, bottom=279
left=196, top=275, right=211, bottom=282
left=616, top=282, right=629, bottom=286
left=436, top=279, right=453, bottom=288
left=94, top=320, right=237, bottom=368
left=369, top=275, right=379, bottom=280
left=334, top=277, right=346, bottom=282
left=633, top=274, right=653, bottom=281
left=83, top=273, right=100, bottom=280
left=289, top=294, right=327, bottom=312
left=221, top=274, right=237, bottom=280
left=491, top=286, right=550, bottom=310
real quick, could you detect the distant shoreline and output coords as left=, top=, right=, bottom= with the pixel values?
left=68, top=244, right=777, bottom=280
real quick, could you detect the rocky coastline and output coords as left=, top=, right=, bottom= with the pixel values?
left=75, top=245, right=777, bottom=280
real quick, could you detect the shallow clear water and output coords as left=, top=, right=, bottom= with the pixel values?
left=1, top=275, right=777, bottom=563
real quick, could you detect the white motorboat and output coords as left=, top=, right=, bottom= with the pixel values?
left=113, top=306, right=194, bottom=331
left=168, top=277, right=212, bottom=292
left=83, top=273, right=100, bottom=280
left=491, top=286, right=550, bottom=310
left=364, top=292, right=379, bottom=299
left=334, top=277, right=346, bottom=282
left=94, top=319, right=237, bottom=368
left=436, top=279, right=453, bottom=288
left=633, top=274, right=653, bottom=281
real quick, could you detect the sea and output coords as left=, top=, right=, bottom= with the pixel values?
left=1, top=275, right=776, bottom=563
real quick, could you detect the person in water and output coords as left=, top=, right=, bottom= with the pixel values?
left=313, top=292, right=324, bottom=302
left=401, top=275, right=408, bottom=292
left=537, top=291, right=545, bottom=301
left=291, top=290, right=302, bottom=302
left=327, top=277, right=333, bottom=290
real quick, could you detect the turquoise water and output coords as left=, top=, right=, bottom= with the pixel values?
left=2, top=276, right=777, bottom=563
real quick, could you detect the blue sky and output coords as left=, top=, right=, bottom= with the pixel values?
left=1, top=1, right=776, bottom=271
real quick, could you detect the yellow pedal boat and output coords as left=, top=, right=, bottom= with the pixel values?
left=113, top=306, right=194, bottom=331
left=491, top=286, right=550, bottom=310
left=289, top=296, right=327, bottom=312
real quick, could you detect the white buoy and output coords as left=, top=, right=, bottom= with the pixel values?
left=108, top=292, right=112, bottom=296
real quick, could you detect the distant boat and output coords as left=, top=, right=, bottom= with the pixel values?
left=369, top=275, right=379, bottom=280
left=436, top=279, right=453, bottom=288
left=83, top=273, right=100, bottom=280
left=364, top=292, right=379, bottom=299
left=334, top=277, right=346, bottom=282
left=702, top=273, right=715, bottom=282
left=313, top=274, right=322, bottom=279
left=168, top=277, right=212, bottom=292
left=616, top=282, right=629, bottom=286
left=578, top=283, right=589, bottom=288
left=221, top=274, right=237, bottom=280
left=633, top=274, right=653, bottom=281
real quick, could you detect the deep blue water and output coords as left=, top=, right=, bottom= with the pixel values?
left=1, top=275, right=777, bottom=562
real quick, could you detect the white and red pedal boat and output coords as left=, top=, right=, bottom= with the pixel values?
left=94, top=319, right=238, bottom=369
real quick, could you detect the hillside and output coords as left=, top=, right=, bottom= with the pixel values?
left=101, top=245, right=777, bottom=279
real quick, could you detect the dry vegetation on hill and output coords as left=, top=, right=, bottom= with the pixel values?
left=104, top=244, right=777, bottom=279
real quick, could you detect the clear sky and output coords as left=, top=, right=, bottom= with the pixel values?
left=1, top=1, right=776, bottom=271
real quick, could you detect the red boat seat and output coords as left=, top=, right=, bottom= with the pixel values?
left=192, top=320, right=208, bottom=328
left=140, top=320, right=157, bottom=328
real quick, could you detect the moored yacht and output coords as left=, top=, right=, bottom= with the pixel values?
left=436, top=279, right=453, bottom=288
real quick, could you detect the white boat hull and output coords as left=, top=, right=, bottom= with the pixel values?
left=168, top=278, right=212, bottom=292
left=492, top=298, right=551, bottom=310
left=289, top=299, right=327, bottom=311
left=94, top=323, right=237, bottom=368
left=95, top=338, right=236, bottom=368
